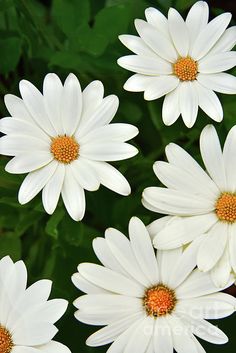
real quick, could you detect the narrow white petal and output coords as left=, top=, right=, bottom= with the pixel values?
left=5, top=152, right=53, bottom=174
left=198, top=51, right=236, bottom=74
left=153, top=317, right=173, bottom=353
left=18, top=161, right=58, bottom=204
left=195, top=82, right=223, bottom=122
left=186, top=1, right=209, bottom=45
left=168, top=8, right=189, bottom=57
left=61, top=169, right=85, bottom=221
left=0, top=134, right=49, bottom=156
left=144, top=76, right=179, bottom=101
left=124, top=316, right=154, bottom=353
left=81, top=80, right=104, bottom=125
left=78, top=263, right=144, bottom=297
left=147, top=216, right=173, bottom=240
left=69, top=158, right=100, bottom=191
left=12, top=322, right=58, bottom=346
left=19, top=80, right=56, bottom=136
left=118, top=55, right=173, bottom=75
left=209, top=26, right=236, bottom=55
left=80, top=141, right=138, bottom=162
left=145, top=7, right=169, bottom=37
left=179, top=81, right=198, bottom=128
left=134, top=19, right=177, bottom=62
left=123, top=74, right=155, bottom=92
left=75, top=294, right=141, bottom=311
left=43, top=73, right=64, bottom=135
left=12, top=347, right=38, bottom=353
left=119, top=34, right=156, bottom=57
left=157, top=247, right=182, bottom=285
left=37, top=341, right=71, bottom=353
left=162, top=86, right=180, bottom=126
left=197, top=72, right=236, bottom=94
left=129, top=217, right=159, bottom=285
left=71, top=272, right=108, bottom=294
left=61, top=73, right=82, bottom=135
left=191, top=13, right=232, bottom=60
left=229, top=223, right=236, bottom=273
left=88, top=161, right=131, bottom=196
left=200, top=124, right=227, bottom=190
left=223, top=125, right=236, bottom=193
left=211, top=242, right=231, bottom=287
left=154, top=214, right=217, bottom=250
left=4, top=94, right=34, bottom=123
left=42, top=163, right=65, bottom=214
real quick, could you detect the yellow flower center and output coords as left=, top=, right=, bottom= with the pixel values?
left=215, top=193, right=236, bottom=223
left=50, top=135, right=79, bottom=164
left=0, top=326, right=13, bottom=353
left=173, top=57, right=198, bottom=81
left=143, top=285, right=176, bottom=317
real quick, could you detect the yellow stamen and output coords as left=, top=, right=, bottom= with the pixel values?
left=50, top=135, right=79, bottom=164
left=215, top=192, right=236, bottom=223
left=0, top=326, right=13, bottom=353
left=173, top=57, right=198, bottom=81
left=143, top=285, right=176, bottom=317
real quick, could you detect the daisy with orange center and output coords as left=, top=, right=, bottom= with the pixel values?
left=0, top=73, right=139, bottom=221
left=72, top=217, right=236, bottom=353
left=0, top=327, right=13, bottom=353
left=143, top=124, right=236, bottom=288
left=118, top=1, right=236, bottom=127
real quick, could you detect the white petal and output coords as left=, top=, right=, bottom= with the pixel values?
left=80, top=141, right=138, bottom=162
left=179, top=81, right=198, bottom=128
left=71, top=272, right=108, bottom=294
left=118, top=55, right=172, bottom=75
left=18, top=161, right=58, bottom=204
left=81, top=80, right=104, bottom=125
left=197, top=72, right=236, bottom=94
left=223, top=125, right=236, bottom=193
left=86, top=312, right=144, bottom=347
left=42, top=163, right=65, bottom=214
left=134, top=19, right=177, bottom=62
left=124, top=74, right=155, bottom=93
left=43, top=73, right=64, bottom=135
left=61, top=169, right=85, bottom=221
left=88, top=161, right=131, bottom=196
left=153, top=317, right=173, bottom=353
left=12, top=347, right=38, bottom=353
left=12, top=323, right=57, bottom=346
left=4, top=94, right=34, bottom=123
left=80, top=123, right=139, bottom=144
left=77, top=95, right=119, bottom=139
left=147, top=216, right=173, bottom=240
left=200, top=124, right=227, bottom=190
left=154, top=214, right=217, bottom=250
left=162, top=86, right=180, bottom=126
left=5, top=152, right=53, bottom=174
left=168, top=8, right=189, bottom=57
left=119, top=34, right=156, bottom=57
left=198, top=51, right=236, bottom=74
left=0, top=117, right=50, bottom=143
left=78, top=263, right=144, bottom=297
left=145, top=7, right=169, bottom=37
left=211, top=242, right=231, bottom=287
left=128, top=217, right=159, bottom=285
left=144, top=76, right=179, bottom=101
left=61, top=73, right=82, bottom=135
left=186, top=1, right=209, bottom=45
left=19, top=80, right=56, bottom=136
left=124, top=316, right=154, bottom=353
left=197, top=222, right=228, bottom=272
left=195, top=82, right=223, bottom=122
left=142, top=187, right=214, bottom=216
left=165, top=143, right=219, bottom=198
left=229, top=223, right=236, bottom=273
left=157, top=248, right=182, bottom=286
left=69, top=158, right=100, bottom=191
left=105, top=227, right=150, bottom=287
left=191, top=13, right=232, bottom=60
left=209, top=26, right=236, bottom=55
left=37, top=341, right=71, bottom=353
left=0, top=134, right=49, bottom=156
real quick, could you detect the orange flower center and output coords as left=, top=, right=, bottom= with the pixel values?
left=0, top=326, right=13, bottom=353
left=143, top=285, right=176, bottom=317
left=50, top=135, right=79, bottom=164
left=173, top=57, right=198, bottom=81
left=215, top=193, right=236, bottom=223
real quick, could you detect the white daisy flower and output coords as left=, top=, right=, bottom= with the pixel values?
left=72, top=216, right=236, bottom=353
left=0, top=73, right=139, bottom=221
left=117, top=1, right=236, bottom=127
left=0, top=255, right=70, bottom=353
left=143, top=124, right=236, bottom=287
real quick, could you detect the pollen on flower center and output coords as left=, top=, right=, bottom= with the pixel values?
left=173, top=57, right=198, bottom=81
left=215, top=192, right=236, bottom=223
left=50, top=135, right=79, bottom=164
left=143, top=285, right=176, bottom=317
left=0, top=326, right=13, bottom=353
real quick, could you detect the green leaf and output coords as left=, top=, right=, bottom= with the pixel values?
left=0, top=233, right=21, bottom=260
left=175, top=0, right=196, bottom=10
left=0, top=36, right=21, bottom=74
left=45, top=208, right=65, bottom=239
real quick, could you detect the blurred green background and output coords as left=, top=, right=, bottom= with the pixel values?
left=0, top=0, right=235, bottom=352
